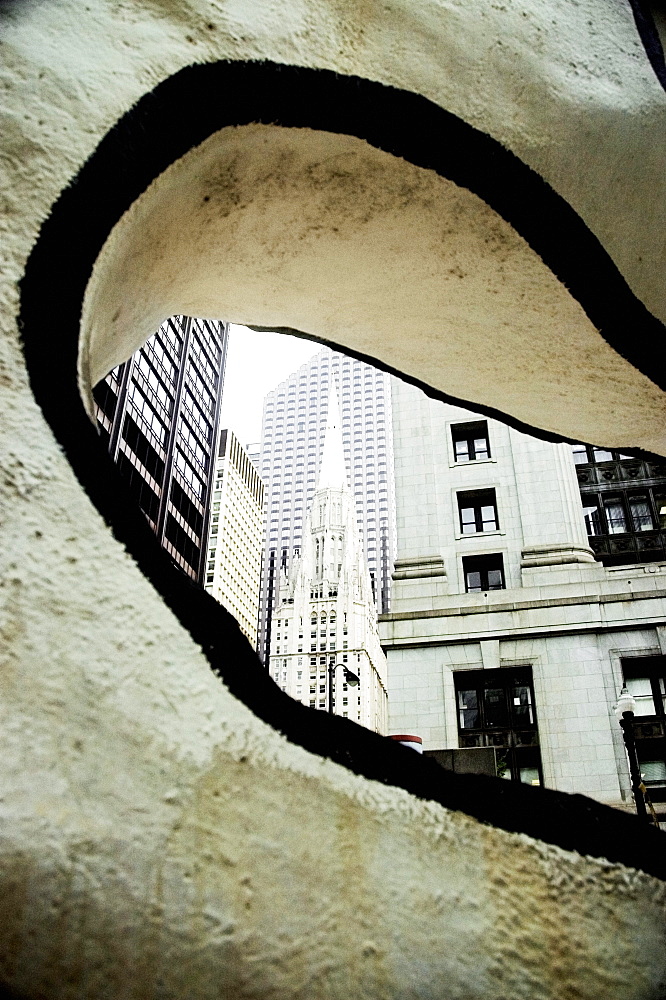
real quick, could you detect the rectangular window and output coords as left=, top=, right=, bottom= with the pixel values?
left=657, top=489, right=666, bottom=531
left=580, top=487, right=665, bottom=568
left=623, top=658, right=666, bottom=719
left=604, top=495, right=628, bottom=534
left=629, top=495, right=654, bottom=532
left=463, top=554, right=505, bottom=592
left=452, top=421, right=490, bottom=463
left=581, top=496, right=603, bottom=536
left=572, top=443, right=588, bottom=464
left=621, top=657, right=666, bottom=789
left=572, top=444, right=634, bottom=464
left=454, top=667, right=541, bottom=785
left=457, top=489, right=498, bottom=534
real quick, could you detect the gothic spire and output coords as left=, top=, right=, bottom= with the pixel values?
left=316, top=380, right=348, bottom=491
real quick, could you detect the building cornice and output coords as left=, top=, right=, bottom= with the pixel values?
left=380, top=587, right=666, bottom=647
left=380, top=586, right=666, bottom=624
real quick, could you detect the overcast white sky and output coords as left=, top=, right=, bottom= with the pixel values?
left=218, top=325, right=322, bottom=447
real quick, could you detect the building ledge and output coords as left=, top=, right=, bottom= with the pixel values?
left=521, top=543, right=597, bottom=567
left=380, top=585, right=666, bottom=623
left=392, top=556, right=447, bottom=580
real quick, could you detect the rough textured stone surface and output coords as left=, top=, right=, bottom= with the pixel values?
left=82, top=123, right=666, bottom=452
left=1, top=1, right=666, bottom=997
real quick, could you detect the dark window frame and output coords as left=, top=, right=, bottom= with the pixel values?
left=454, top=666, right=542, bottom=785
left=451, top=420, right=490, bottom=463
left=622, top=657, right=666, bottom=720
left=457, top=488, right=499, bottom=534
left=462, top=553, right=505, bottom=592
left=580, top=486, right=666, bottom=565
left=621, top=657, right=666, bottom=792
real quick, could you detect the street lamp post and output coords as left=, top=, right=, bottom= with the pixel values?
left=328, top=661, right=360, bottom=715
left=616, top=686, right=649, bottom=822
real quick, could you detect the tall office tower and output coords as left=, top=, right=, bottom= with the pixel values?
left=204, top=430, right=265, bottom=649
left=269, top=390, right=388, bottom=733
left=93, top=316, right=228, bottom=582
left=380, top=379, right=666, bottom=822
left=245, top=442, right=261, bottom=474
left=256, top=346, right=397, bottom=665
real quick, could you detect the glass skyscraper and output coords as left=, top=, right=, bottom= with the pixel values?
left=93, top=315, right=228, bottom=583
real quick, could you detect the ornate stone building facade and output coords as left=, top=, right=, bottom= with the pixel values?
left=381, top=379, right=666, bottom=818
left=256, top=347, right=396, bottom=665
left=270, top=389, right=388, bottom=733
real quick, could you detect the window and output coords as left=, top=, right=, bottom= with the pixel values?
left=572, top=444, right=634, bottom=464
left=463, top=554, right=505, bottom=592
left=580, top=487, right=666, bottom=564
left=605, top=496, right=629, bottom=534
left=629, top=495, right=655, bottom=532
left=452, top=421, right=490, bottom=463
left=622, top=658, right=666, bottom=791
left=458, top=489, right=498, bottom=534
left=454, top=667, right=541, bottom=784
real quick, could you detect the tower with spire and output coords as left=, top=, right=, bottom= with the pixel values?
left=269, top=385, right=388, bottom=734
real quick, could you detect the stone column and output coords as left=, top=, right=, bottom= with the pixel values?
left=390, top=378, right=447, bottom=611
left=509, top=430, right=603, bottom=587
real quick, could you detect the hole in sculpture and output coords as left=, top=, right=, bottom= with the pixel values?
left=91, top=317, right=666, bottom=787
left=20, top=58, right=666, bottom=873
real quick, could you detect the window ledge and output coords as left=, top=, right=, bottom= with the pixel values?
left=449, top=458, right=497, bottom=469
left=455, top=529, right=506, bottom=541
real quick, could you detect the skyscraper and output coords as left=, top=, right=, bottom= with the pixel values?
left=256, top=346, right=396, bottom=665
left=269, top=388, right=388, bottom=733
left=204, top=430, right=265, bottom=648
left=93, top=315, right=228, bottom=582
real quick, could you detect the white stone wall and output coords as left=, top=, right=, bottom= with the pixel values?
left=384, top=379, right=666, bottom=806
left=386, top=624, right=666, bottom=804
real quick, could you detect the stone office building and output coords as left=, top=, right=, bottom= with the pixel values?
left=380, top=378, right=666, bottom=816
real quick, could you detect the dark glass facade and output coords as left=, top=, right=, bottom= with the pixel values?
left=93, top=316, right=228, bottom=582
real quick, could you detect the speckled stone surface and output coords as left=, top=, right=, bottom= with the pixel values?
left=1, top=2, right=666, bottom=996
